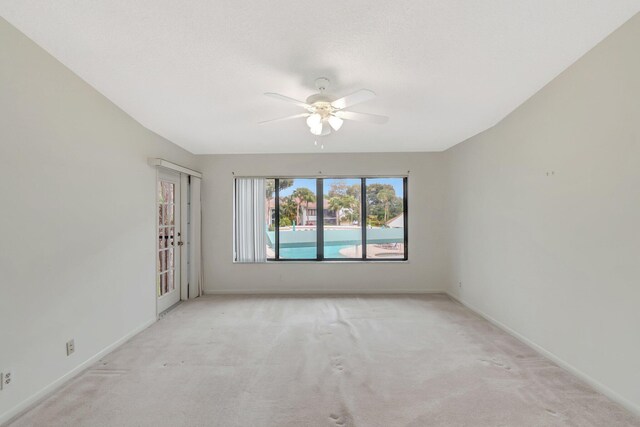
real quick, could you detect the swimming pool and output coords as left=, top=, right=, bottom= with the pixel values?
left=278, top=244, right=352, bottom=259
left=267, top=228, right=403, bottom=259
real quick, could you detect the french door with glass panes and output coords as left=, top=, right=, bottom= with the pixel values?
left=157, top=170, right=182, bottom=313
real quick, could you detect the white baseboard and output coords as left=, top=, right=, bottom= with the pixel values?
left=0, top=318, right=157, bottom=426
left=445, top=292, right=640, bottom=418
left=204, top=289, right=447, bottom=295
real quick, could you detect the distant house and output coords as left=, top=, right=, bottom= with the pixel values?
left=268, top=198, right=338, bottom=226
left=385, top=213, right=404, bottom=228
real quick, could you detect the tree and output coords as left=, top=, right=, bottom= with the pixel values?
left=328, top=181, right=349, bottom=198
left=327, top=181, right=361, bottom=224
left=365, top=183, right=393, bottom=205
left=265, top=179, right=293, bottom=224
left=328, top=195, right=357, bottom=225
left=346, top=184, right=361, bottom=222
left=292, top=187, right=315, bottom=225
left=279, top=196, right=297, bottom=226
left=365, top=183, right=403, bottom=225
left=376, top=188, right=394, bottom=223
left=347, top=183, right=361, bottom=199
left=328, top=196, right=345, bottom=225
left=367, top=214, right=382, bottom=227
left=341, top=195, right=358, bottom=223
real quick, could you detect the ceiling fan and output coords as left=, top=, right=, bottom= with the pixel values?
left=260, top=77, right=388, bottom=136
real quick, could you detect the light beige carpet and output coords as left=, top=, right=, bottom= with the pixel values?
left=8, top=295, right=639, bottom=427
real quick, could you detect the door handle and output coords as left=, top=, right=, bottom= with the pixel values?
left=177, top=241, right=184, bottom=246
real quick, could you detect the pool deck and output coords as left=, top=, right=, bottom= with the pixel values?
left=265, top=244, right=404, bottom=259
left=338, top=244, right=403, bottom=258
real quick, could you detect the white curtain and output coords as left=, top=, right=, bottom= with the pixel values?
left=180, top=174, right=189, bottom=301
left=189, top=176, right=204, bottom=297
left=234, top=178, right=266, bottom=263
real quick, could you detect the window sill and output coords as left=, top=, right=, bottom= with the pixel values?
left=233, top=260, right=410, bottom=264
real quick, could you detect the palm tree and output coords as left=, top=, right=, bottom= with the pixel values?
left=328, top=196, right=344, bottom=225
left=328, top=195, right=357, bottom=225
left=347, top=185, right=361, bottom=220
left=377, top=188, right=394, bottom=224
left=279, top=196, right=297, bottom=226
left=292, top=187, right=315, bottom=226
left=265, top=179, right=293, bottom=225
left=342, top=195, right=358, bottom=223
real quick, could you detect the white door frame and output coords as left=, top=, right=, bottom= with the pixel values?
left=156, top=169, right=182, bottom=314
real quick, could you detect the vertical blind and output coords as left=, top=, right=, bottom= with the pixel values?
left=188, top=176, right=204, bottom=296
left=233, top=178, right=266, bottom=262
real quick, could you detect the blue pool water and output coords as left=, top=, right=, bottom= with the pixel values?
left=279, top=244, right=352, bottom=259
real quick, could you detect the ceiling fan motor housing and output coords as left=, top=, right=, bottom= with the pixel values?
left=306, top=94, right=334, bottom=118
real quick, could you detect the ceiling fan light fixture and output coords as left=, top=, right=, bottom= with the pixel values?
left=320, top=121, right=331, bottom=136
left=328, top=115, right=343, bottom=131
left=310, top=122, right=323, bottom=136
left=306, top=113, right=322, bottom=128
left=310, top=121, right=331, bottom=136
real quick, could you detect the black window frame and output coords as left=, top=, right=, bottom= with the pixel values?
left=269, top=176, right=408, bottom=262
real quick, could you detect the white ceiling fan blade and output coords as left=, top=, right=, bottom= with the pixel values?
left=331, top=89, right=376, bottom=110
left=264, top=92, right=312, bottom=109
left=259, top=113, right=309, bottom=125
left=334, top=110, right=389, bottom=124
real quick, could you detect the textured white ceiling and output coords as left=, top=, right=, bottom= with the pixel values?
left=1, top=1, right=638, bottom=154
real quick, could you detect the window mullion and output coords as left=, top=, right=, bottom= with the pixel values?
left=361, top=178, right=367, bottom=259
left=275, top=178, right=280, bottom=260
left=317, top=178, right=324, bottom=260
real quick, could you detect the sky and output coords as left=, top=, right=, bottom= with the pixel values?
left=279, top=178, right=403, bottom=198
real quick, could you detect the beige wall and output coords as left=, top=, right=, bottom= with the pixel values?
left=444, top=13, right=640, bottom=413
left=0, top=18, right=197, bottom=423
left=197, top=152, right=448, bottom=293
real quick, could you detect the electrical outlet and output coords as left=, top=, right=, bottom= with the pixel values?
left=66, top=339, right=75, bottom=356
left=458, top=281, right=462, bottom=288
left=1, top=371, right=12, bottom=390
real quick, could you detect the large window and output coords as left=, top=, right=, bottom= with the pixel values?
left=278, top=179, right=317, bottom=259
left=264, top=177, right=407, bottom=261
left=366, top=178, right=405, bottom=259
